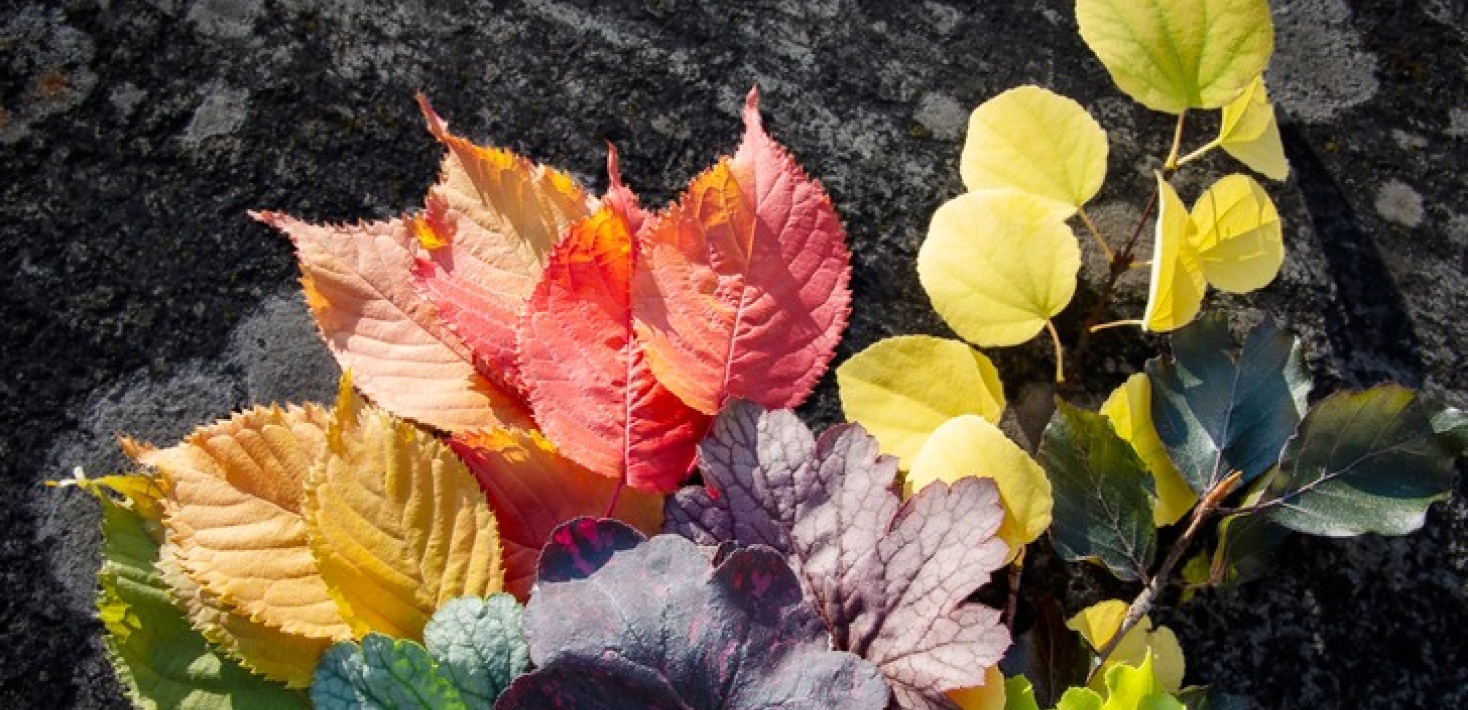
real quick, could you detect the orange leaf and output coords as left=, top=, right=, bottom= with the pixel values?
left=450, top=429, right=664, bottom=600
left=519, top=205, right=710, bottom=492
left=632, top=87, right=851, bottom=414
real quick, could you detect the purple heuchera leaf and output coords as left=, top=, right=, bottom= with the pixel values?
left=666, top=399, right=1012, bottom=710
left=497, top=517, right=889, bottom=710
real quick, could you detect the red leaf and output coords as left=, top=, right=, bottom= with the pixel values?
left=450, top=429, right=664, bottom=600
left=518, top=205, right=711, bottom=492
left=632, top=87, right=851, bottom=414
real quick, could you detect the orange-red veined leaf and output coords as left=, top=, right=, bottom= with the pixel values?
left=632, top=87, right=851, bottom=414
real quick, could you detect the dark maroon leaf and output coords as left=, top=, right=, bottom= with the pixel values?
left=501, top=517, right=889, bottom=710
left=665, top=401, right=1011, bottom=710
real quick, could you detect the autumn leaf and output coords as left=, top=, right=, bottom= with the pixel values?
left=256, top=211, right=532, bottom=432
left=1141, top=174, right=1206, bottom=332
left=665, top=400, right=1011, bottom=710
left=960, top=86, right=1109, bottom=215
left=518, top=205, right=711, bottom=492
left=1100, top=374, right=1196, bottom=526
left=1067, top=600, right=1185, bottom=695
left=632, top=87, right=851, bottom=415
left=449, top=427, right=664, bottom=600
left=1191, top=174, right=1283, bottom=294
left=1216, top=76, right=1289, bottom=181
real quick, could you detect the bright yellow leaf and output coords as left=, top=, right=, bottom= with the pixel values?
left=1190, top=174, right=1283, bottom=293
left=920, top=190, right=1081, bottom=347
left=1076, top=0, right=1275, bottom=114
left=1067, top=600, right=1186, bottom=695
left=1142, top=175, right=1206, bottom=332
left=131, top=404, right=353, bottom=642
left=948, top=665, right=1007, bottom=710
left=908, top=415, right=1051, bottom=563
left=1101, top=374, right=1197, bottom=526
left=837, top=336, right=1006, bottom=468
left=960, top=86, right=1109, bottom=214
left=304, top=386, right=503, bottom=640
left=1218, top=76, right=1289, bottom=181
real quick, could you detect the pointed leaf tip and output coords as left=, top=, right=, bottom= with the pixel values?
left=743, top=85, right=762, bottom=131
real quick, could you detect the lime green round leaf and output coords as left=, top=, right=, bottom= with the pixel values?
left=1066, top=600, right=1185, bottom=695
left=837, top=335, right=1005, bottom=467
left=960, top=86, right=1109, bottom=213
left=1142, top=175, right=1206, bottom=332
left=1191, top=174, right=1283, bottom=293
left=1095, top=654, right=1185, bottom=710
left=909, top=415, right=1052, bottom=563
left=1076, top=0, right=1275, bottom=114
left=1261, top=385, right=1461, bottom=537
left=1056, top=687, right=1105, bottom=710
left=920, top=191, right=1081, bottom=347
left=1002, top=676, right=1041, bottom=710
left=1100, top=374, right=1197, bottom=526
left=1218, top=76, right=1289, bottom=180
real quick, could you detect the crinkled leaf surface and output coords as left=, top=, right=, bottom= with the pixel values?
left=632, top=87, right=851, bottom=414
left=90, top=481, right=311, bottom=710
left=1101, top=374, right=1197, bottom=526
left=837, top=335, right=1005, bottom=467
left=304, top=387, right=503, bottom=640
left=449, top=428, right=663, bottom=600
left=996, top=594, right=1089, bottom=710
left=1038, top=400, right=1156, bottom=582
left=519, top=205, right=711, bottom=492
left=908, top=414, right=1052, bottom=562
left=1092, top=655, right=1185, bottom=710
left=1259, top=385, right=1461, bottom=537
left=1146, top=316, right=1311, bottom=494
left=1142, top=175, right=1205, bottom=333
left=498, top=518, right=889, bottom=710
left=131, top=404, right=351, bottom=642
left=960, top=86, right=1109, bottom=214
left=310, top=635, right=467, bottom=710
left=423, top=595, right=528, bottom=709
left=920, top=190, right=1080, bottom=347
left=1066, top=601, right=1184, bottom=694
left=1218, top=76, right=1289, bottom=181
left=412, top=96, right=596, bottom=395
left=257, top=211, right=531, bottom=433
left=1191, top=174, right=1282, bottom=294
left=1076, top=0, right=1275, bottom=114
left=665, top=400, right=1011, bottom=710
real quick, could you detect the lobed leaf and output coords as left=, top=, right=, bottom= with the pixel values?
left=920, top=190, right=1081, bottom=347
left=837, top=335, right=1006, bottom=468
left=449, top=428, right=663, bottom=600
left=1192, top=174, right=1283, bottom=294
left=500, top=518, right=890, bottom=710
left=1217, top=76, right=1289, bottom=181
left=1142, top=175, right=1205, bottom=333
left=1038, top=400, right=1156, bottom=582
left=1091, top=655, right=1185, bottom=710
left=1146, top=316, right=1311, bottom=495
left=1100, top=374, right=1197, bottom=526
left=959, top=86, right=1109, bottom=214
left=1259, top=385, right=1461, bottom=537
left=632, top=87, right=851, bottom=415
left=519, top=205, right=711, bottom=492
left=422, top=595, right=528, bottom=709
left=1076, top=0, right=1275, bottom=114
left=908, top=414, right=1053, bottom=563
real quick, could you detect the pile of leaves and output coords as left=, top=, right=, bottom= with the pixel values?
left=66, top=0, right=1466, bottom=709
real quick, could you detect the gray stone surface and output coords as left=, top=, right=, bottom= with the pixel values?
left=1, top=0, right=1463, bottom=707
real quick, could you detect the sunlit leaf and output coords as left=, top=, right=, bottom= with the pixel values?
left=312, top=635, right=467, bottom=710
left=1217, top=76, right=1289, bottom=181
left=1066, top=600, right=1185, bottom=694
left=304, top=387, right=503, bottom=640
left=450, top=428, right=663, bottom=600
left=960, top=86, right=1109, bottom=214
left=948, top=665, right=1007, bottom=710
left=1142, top=175, right=1205, bottom=333
left=1076, top=0, right=1275, bottom=114
left=1100, top=374, right=1197, bottom=526
left=909, top=414, right=1052, bottom=562
left=1094, top=654, right=1185, bottom=710
left=920, top=190, right=1081, bottom=347
left=1259, top=385, right=1462, bottom=537
left=837, top=335, right=1006, bottom=467
left=1191, top=174, right=1283, bottom=294
left=423, top=595, right=529, bottom=709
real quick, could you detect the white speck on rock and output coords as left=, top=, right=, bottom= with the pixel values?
left=187, top=0, right=265, bottom=40
left=109, top=82, right=145, bottom=117
left=923, top=2, right=963, bottom=36
left=1374, top=179, right=1425, bottom=228
left=1447, top=108, right=1468, bottom=138
left=914, top=93, right=968, bottom=142
left=182, top=85, right=249, bottom=150
left=1391, top=129, right=1428, bottom=150
left=1269, top=0, right=1380, bottom=122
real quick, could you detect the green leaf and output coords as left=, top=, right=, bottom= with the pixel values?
left=1146, top=316, right=1311, bottom=495
left=423, top=595, right=529, bottom=708
left=1039, top=400, right=1157, bottom=581
left=1096, top=655, right=1185, bottom=710
left=1210, top=509, right=1292, bottom=586
left=313, top=635, right=468, bottom=710
left=1005, top=676, right=1042, bottom=710
left=310, top=644, right=368, bottom=710
left=1075, top=0, right=1275, bottom=114
left=92, top=485, right=311, bottom=710
left=1259, top=385, right=1460, bottom=537
left=1056, top=687, right=1105, bottom=710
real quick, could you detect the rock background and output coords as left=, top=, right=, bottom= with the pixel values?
left=2, top=0, right=1464, bottom=707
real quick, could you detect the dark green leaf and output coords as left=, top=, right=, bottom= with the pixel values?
left=312, top=636, right=468, bottom=710
left=1260, top=385, right=1459, bottom=536
left=1210, top=511, right=1292, bottom=586
left=423, top=595, right=528, bottom=708
left=1177, top=686, right=1255, bottom=710
left=1039, top=399, right=1157, bottom=581
left=998, top=594, right=1088, bottom=708
left=311, top=644, right=368, bottom=710
left=1147, top=316, right=1310, bottom=494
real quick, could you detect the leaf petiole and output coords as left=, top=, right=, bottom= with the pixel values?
left=1045, top=319, right=1066, bottom=383
left=1078, top=207, right=1116, bottom=263
left=1163, top=111, right=1188, bottom=171
left=1089, top=319, right=1143, bottom=333
left=1174, top=139, right=1220, bottom=169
